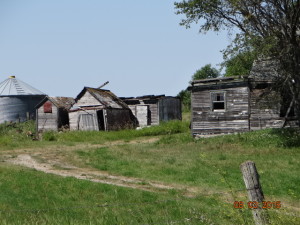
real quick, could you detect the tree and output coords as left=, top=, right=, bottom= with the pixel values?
left=191, top=64, right=220, bottom=81
left=177, top=89, right=191, bottom=112
left=178, top=64, right=220, bottom=111
left=175, top=0, right=300, bottom=124
left=223, top=51, right=256, bottom=77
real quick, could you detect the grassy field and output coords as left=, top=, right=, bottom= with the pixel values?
left=0, top=116, right=299, bottom=224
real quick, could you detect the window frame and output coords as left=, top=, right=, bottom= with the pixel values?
left=210, top=91, right=226, bottom=112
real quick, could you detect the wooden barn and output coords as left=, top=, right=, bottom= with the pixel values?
left=69, top=87, right=137, bottom=131
left=189, top=59, right=297, bottom=137
left=121, top=95, right=182, bottom=127
left=36, top=96, right=75, bottom=132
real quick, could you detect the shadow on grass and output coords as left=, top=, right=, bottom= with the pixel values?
left=270, top=128, right=300, bottom=148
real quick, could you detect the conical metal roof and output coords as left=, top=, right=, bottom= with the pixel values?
left=0, top=76, right=45, bottom=96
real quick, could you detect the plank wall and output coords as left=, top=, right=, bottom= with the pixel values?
left=249, top=89, right=284, bottom=130
left=158, top=98, right=181, bottom=122
left=191, top=86, right=250, bottom=135
left=74, top=92, right=101, bottom=107
left=37, top=101, right=58, bottom=131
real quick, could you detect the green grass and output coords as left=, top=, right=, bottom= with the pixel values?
left=0, top=120, right=299, bottom=224
left=0, top=165, right=256, bottom=225
left=0, top=120, right=189, bottom=150
left=75, top=132, right=300, bottom=202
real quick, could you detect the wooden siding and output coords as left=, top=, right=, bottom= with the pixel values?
left=158, top=98, right=182, bottom=122
left=249, top=89, right=284, bottom=130
left=74, top=92, right=102, bottom=107
left=135, top=105, right=149, bottom=127
left=69, top=110, right=98, bottom=131
left=105, top=108, right=135, bottom=130
left=191, top=87, right=250, bottom=135
left=37, top=101, right=58, bottom=131
left=126, top=102, right=158, bottom=126
left=148, top=103, right=159, bottom=125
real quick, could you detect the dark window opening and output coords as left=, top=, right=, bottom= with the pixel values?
left=211, top=92, right=225, bottom=111
left=213, top=102, right=225, bottom=110
left=44, top=101, right=52, bottom=113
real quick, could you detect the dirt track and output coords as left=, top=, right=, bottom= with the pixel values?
left=2, top=138, right=203, bottom=197
left=2, top=139, right=300, bottom=216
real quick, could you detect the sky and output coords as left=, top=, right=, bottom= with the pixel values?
left=0, top=0, right=233, bottom=98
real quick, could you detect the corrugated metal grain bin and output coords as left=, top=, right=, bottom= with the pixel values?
left=0, top=76, right=46, bottom=124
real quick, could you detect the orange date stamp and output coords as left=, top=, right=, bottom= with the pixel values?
left=233, top=201, right=281, bottom=209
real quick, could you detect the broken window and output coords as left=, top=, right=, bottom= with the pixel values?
left=211, top=92, right=225, bottom=111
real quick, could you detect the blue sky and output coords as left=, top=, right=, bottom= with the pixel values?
left=0, top=0, right=232, bottom=98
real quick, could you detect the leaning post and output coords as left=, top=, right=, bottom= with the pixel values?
left=240, top=161, right=270, bottom=225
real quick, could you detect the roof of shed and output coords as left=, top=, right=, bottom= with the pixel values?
left=120, top=94, right=167, bottom=101
left=75, top=87, right=129, bottom=109
left=249, top=58, right=281, bottom=81
left=36, top=96, right=75, bottom=110
left=0, top=76, right=45, bottom=96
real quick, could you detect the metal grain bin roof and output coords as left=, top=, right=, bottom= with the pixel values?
left=0, top=76, right=45, bottom=96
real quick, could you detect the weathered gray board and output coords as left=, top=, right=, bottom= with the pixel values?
left=37, top=102, right=59, bottom=131
left=159, top=97, right=182, bottom=122
left=105, top=108, right=136, bottom=130
left=249, top=89, right=284, bottom=130
left=122, top=96, right=182, bottom=126
left=143, top=101, right=159, bottom=125
left=36, top=97, right=73, bottom=132
left=78, top=113, right=99, bottom=131
left=191, top=87, right=250, bottom=135
left=190, top=76, right=298, bottom=136
left=127, top=105, right=149, bottom=127
left=70, top=108, right=135, bottom=131
left=135, top=105, right=149, bottom=127
left=69, top=110, right=97, bottom=131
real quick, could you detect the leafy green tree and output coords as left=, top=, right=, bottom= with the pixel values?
left=177, top=89, right=191, bottom=112
left=175, top=0, right=300, bottom=124
left=178, top=64, right=220, bottom=111
left=223, top=51, right=255, bottom=77
left=191, top=64, right=220, bottom=81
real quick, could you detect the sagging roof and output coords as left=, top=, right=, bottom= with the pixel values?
left=188, top=76, right=249, bottom=91
left=0, top=76, right=45, bottom=96
left=249, top=58, right=281, bottom=81
left=36, top=96, right=75, bottom=110
left=74, top=87, right=129, bottom=109
left=120, top=94, right=166, bottom=101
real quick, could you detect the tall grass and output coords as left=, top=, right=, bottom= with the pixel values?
left=0, top=120, right=190, bottom=150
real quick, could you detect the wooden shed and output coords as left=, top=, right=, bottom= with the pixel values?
left=121, top=95, right=182, bottom=127
left=189, top=59, right=297, bottom=137
left=69, top=87, right=137, bottom=131
left=36, top=96, right=75, bottom=132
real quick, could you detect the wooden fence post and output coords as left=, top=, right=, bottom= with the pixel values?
left=240, top=161, right=270, bottom=225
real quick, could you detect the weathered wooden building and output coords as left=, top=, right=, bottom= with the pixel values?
left=36, top=96, right=75, bottom=132
left=121, top=95, right=182, bottom=127
left=69, top=87, right=137, bottom=131
left=189, top=59, right=297, bottom=136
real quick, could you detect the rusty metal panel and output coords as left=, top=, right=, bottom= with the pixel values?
left=43, top=101, right=52, bottom=113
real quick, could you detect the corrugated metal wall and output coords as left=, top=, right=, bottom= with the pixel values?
left=0, top=96, right=45, bottom=123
